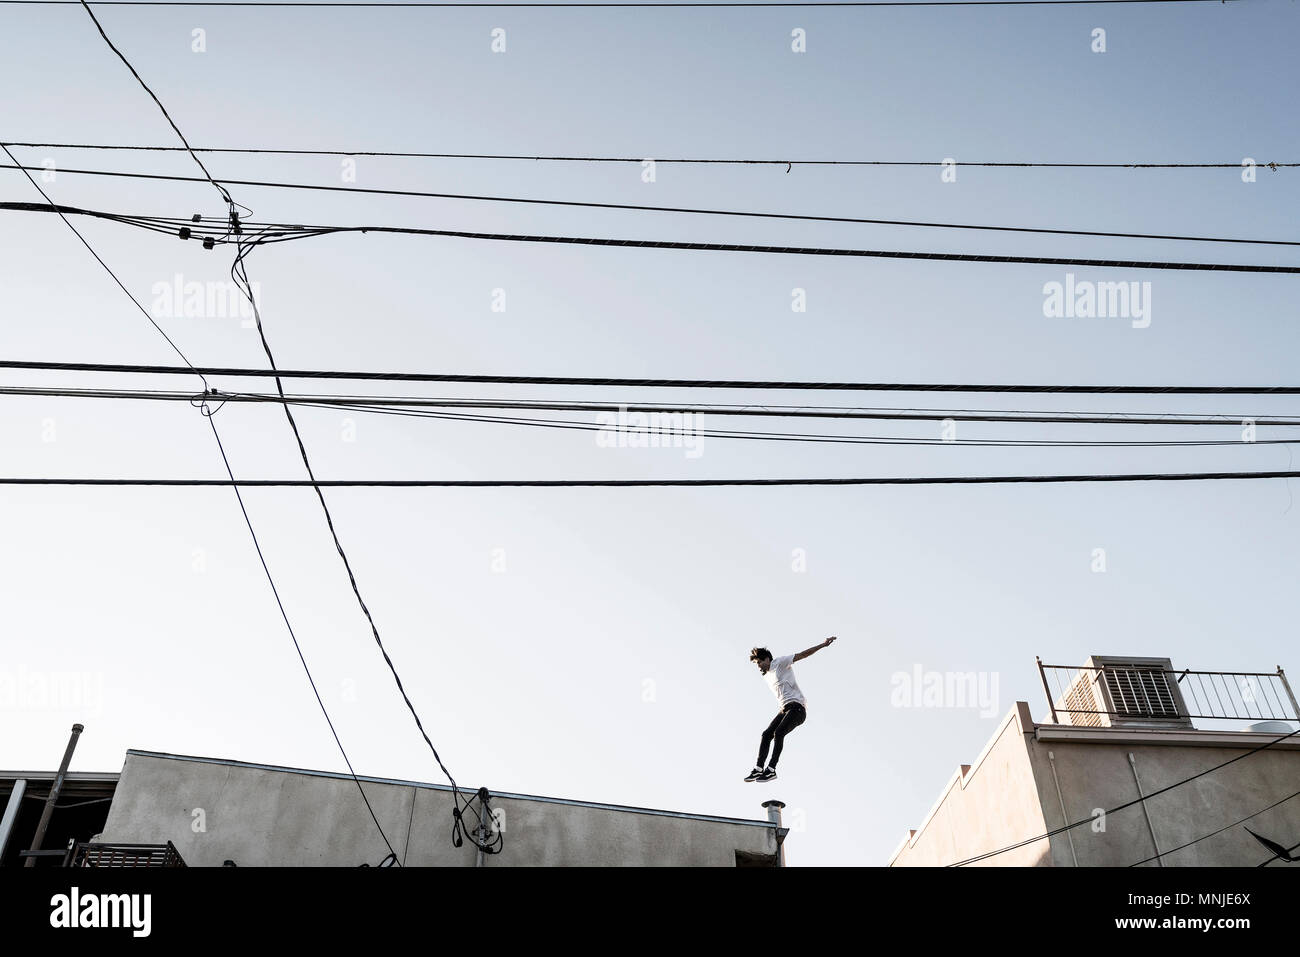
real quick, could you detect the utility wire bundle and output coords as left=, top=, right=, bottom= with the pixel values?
left=4, top=196, right=1299, bottom=273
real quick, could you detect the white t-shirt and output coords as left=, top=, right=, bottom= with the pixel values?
left=764, top=655, right=807, bottom=709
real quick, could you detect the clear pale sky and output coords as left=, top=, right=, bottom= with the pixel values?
left=2, top=0, right=1298, bottom=866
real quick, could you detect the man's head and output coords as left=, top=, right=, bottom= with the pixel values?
left=750, top=647, right=773, bottom=674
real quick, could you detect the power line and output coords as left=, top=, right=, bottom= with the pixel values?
left=9, top=382, right=1275, bottom=448
left=948, top=727, right=1300, bottom=866
left=1126, top=788, right=1300, bottom=867
left=253, top=223, right=1300, bottom=273
left=4, top=163, right=1295, bottom=247
left=0, top=201, right=245, bottom=242
left=0, top=204, right=234, bottom=248
left=229, top=194, right=483, bottom=848
left=75, top=0, right=236, bottom=211
left=4, top=357, right=1300, bottom=395
left=7, top=142, right=1294, bottom=171
left=236, top=234, right=476, bottom=825
left=8, top=383, right=1300, bottom=428
left=7, top=470, right=1300, bottom=486
left=202, top=407, right=401, bottom=863
left=275, top=394, right=1300, bottom=448
left=7, top=198, right=1297, bottom=271
left=0, top=0, right=1247, bottom=8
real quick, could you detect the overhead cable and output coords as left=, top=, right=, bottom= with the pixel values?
left=6, top=141, right=1294, bottom=172
left=6, top=383, right=1300, bottom=428
left=1126, top=789, right=1300, bottom=867
left=7, top=470, right=1300, bottom=486
left=0, top=0, right=1249, bottom=9
left=4, top=358, right=1300, bottom=395
left=3, top=164, right=1296, bottom=247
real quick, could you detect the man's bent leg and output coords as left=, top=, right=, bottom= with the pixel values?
left=768, top=706, right=807, bottom=769
left=757, top=712, right=784, bottom=767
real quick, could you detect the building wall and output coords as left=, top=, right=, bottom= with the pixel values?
left=890, top=703, right=1051, bottom=867
left=98, top=751, right=780, bottom=867
left=1024, top=728, right=1300, bottom=866
left=891, top=706, right=1300, bottom=867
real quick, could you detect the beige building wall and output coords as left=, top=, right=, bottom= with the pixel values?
left=890, top=702, right=1051, bottom=867
left=891, top=704, right=1300, bottom=867
left=1024, top=726, right=1300, bottom=866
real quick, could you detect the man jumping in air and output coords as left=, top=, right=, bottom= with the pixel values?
left=745, top=637, right=837, bottom=782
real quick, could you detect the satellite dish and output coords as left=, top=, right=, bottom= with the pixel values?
left=1246, top=720, right=1296, bottom=734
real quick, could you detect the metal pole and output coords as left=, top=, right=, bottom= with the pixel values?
left=1128, top=752, right=1163, bottom=868
left=474, top=788, right=491, bottom=868
left=0, top=779, right=27, bottom=863
left=24, top=723, right=83, bottom=868
left=1047, top=752, right=1078, bottom=867
left=1278, top=667, right=1300, bottom=721
left=762, top=800, right=786, bottom=867
left=1037, top=657, right=1059, bottom=724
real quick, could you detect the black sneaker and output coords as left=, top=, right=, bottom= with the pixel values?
left=757, top=767, right=777, bottom=782
left=743, top=767, right=763, bottom=782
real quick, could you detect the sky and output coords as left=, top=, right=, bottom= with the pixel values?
left=1, top=0, right=1298, bottom=867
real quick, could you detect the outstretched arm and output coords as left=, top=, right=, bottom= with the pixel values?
left=792, top=636, right=837, bottom=662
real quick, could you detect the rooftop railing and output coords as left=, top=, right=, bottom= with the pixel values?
left=1036, top=659, right=1300, bottom=729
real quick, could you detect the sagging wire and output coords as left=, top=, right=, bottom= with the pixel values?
left=228, top=214, right=491, bottom=855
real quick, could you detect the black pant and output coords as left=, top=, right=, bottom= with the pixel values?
left=757, top=703, right=806, bottom=769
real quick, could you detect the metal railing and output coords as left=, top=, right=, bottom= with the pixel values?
left=1037, top=659, right=1300, bottom=728
left=70, top=841, right=187, bottom=868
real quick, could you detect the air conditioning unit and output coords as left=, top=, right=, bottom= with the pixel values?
left=1056, top=656, right=1193, bottom=729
